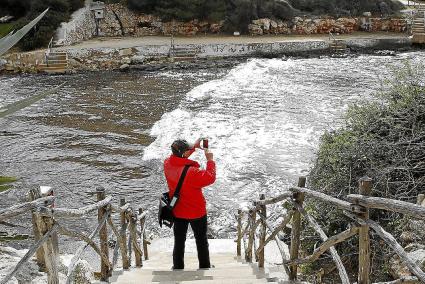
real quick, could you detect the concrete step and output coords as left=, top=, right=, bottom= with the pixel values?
left=112, top=269, right=269, bottom=283
left=45, top=60, right=68, bottom=65
left=39, top=64, right=68, bottom=69
left=110, top=238, right=291, bottom=283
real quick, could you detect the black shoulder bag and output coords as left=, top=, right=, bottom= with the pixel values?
left=158, top=165, right=190, bottom=228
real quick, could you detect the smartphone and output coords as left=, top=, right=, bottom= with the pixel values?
left=202, top=139, right=209, bottom=149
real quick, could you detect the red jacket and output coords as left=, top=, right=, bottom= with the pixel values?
left=164, top=155, right=216, bottom=219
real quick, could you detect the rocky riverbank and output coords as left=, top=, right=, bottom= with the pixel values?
left=0, top=35, right=413, bottom=74
left=58, top=3, right=408, bottom=46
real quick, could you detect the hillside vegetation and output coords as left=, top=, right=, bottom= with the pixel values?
left=0, top=0, right=84, bottom=50
left=307, top=64, right=425, bottom=281
left=1, top=0, right=404, bottom=50
left=126, top=0, right=403, bottom=32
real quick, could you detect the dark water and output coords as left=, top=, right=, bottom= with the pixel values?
left=1, top=52, right=425, bottom=251
left=0, top=70, right=226, bottom=247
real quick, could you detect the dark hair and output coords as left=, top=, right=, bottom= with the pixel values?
left=171, top=139, right=190, bottom=157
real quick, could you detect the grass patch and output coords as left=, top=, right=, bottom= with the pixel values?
left=0, top=22, right=14, bottom=38
left=0, top=176, right=17, bottom=192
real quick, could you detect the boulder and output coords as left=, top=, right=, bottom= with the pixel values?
left=248, top=24, right=263, bottom=36
left=131, top=55, right=146, bottom=64
left=119, top=48, right=134, bottom=56
left=120, top=64, right=130, bottom=71
left=389, top=249, right=425, bottom=280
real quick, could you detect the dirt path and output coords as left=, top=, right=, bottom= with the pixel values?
left=62, top=32, right=409, bottom=50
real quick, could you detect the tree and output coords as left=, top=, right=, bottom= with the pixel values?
left=127, top=0, right=157, bottom=13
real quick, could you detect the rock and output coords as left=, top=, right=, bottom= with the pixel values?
left=389, top=248, right=425, bottom=279
left=0, top=246, right=69, bottom=283
left=248, top=24, right=263, bottom=36
left=131, top=55, right=146, bottom=64
left=120, top=64, right=130, bottom=71
left=0, top=59, right=6, bottom=71
left=73, top=259, right=94, bottom=284
left=401, top=219, right=425, bottom=246
left=119, top=48, right=133, bottom=56
left=121, top=57, right=131, bottom=64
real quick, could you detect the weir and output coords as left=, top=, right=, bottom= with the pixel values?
left=0, top=176, right=424, bottom=283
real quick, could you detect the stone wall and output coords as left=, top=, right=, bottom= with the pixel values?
left=0, top=36, right=412, bottom=73
left=99, top=4, right=223, bottom=37
left=58, top=3, right=407, bottom=46
left=57, top=6, right=96, bottom=46
left=248, top=17, right=407, bottom=35
left=0, top=50, right=45, bottom=73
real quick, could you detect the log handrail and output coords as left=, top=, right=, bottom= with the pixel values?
left=52, top=195, right=113, bottom=218
left=58, top=224, right=110, bottom=268
left=0, top=188, right=150, bottom=284
left=237, top=176, right=424, bottom=284
left=256, top=211, right=291, bottom=276
left=254, top=191, right=293, bottom=207
left=345, top=212, right=425, bottom=283
left=294, top=203, right=350, bottom=284
left=256, top=211, right=293, bottom=257
left=66, top=211, right=111, bottom=284
left=290, top=186, right=353, bottom=211
left=347, top=194, right=425, bottom=220
left=0, top=196, right=55, bottom=222
left=0, top=224, right=59, bottom=284
left=285, top=226, right=359, bottom=266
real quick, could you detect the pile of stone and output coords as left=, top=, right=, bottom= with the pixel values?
left=389, top=196, right=425, bottom=282
left=100, top=4, right=224, bottom=37
left=248, top=16, right=407, bottom=36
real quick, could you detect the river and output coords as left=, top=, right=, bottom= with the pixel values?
left=1, top=52, right=424, bottom=252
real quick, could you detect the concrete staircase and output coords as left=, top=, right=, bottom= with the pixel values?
left=412, top=5, right=425, bottom=43
left=171, top=46, right=200, bottom=61
left=329, top=39, right=347, bottom=54
left=109, top=239, right=291, bottom=284
left=38, top=51, right=69, bottom=74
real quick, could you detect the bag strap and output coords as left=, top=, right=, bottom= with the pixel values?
left=169, top=165, right=190, bottom=209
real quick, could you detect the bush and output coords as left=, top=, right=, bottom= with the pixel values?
left=288, top=0, right=403, bottom=16
left=11, top=0, right=85, bottom=51
left=307, top=64, right=425, bottom=281
left=0, top=0, right=30, bottom=18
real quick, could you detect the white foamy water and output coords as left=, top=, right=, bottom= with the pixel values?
left=143, top=53, right=425, bottom=235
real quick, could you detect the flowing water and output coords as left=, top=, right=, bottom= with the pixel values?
left=1, top=52, right=425, bottom=249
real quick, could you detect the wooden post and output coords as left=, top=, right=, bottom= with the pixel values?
left=130, top=211, right=142, bottom=267
left=28, top=188, right=46, bottom=272
left=258, top=194, right=267, bottom=268
left=245, top=209, right=256, bottom=262
left=28, top=187, right=59, bottom=284
left=418, top=194, right=425, bottom=206
left=237, top=209, right=242, bottom=257
left=289, top=176, right=306, bottom=280
left=358, top=176, right=372, bottom=284
left=139, top=208, right=149, bottom=260
left=120, top=198, right=130, bottom=269
left=97, top=187, right=110, bottom=281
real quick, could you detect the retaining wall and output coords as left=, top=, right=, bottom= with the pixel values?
left=0, top=37, right=413, bottom=73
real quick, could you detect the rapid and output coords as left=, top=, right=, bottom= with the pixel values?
left=1, top=52, right=425, bottom=248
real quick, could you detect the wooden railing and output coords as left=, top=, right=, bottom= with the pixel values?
left=0, top=187, right=149, bottom=284
left=236, top=176, right=425, bottom=284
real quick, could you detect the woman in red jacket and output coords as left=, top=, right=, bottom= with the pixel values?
left=164, top=139, right=216, bottom=270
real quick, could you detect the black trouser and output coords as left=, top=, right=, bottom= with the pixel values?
left=173, top=215, right=210, bottom=269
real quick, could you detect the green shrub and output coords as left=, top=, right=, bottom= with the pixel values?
left=288, top=0, right=403, bottom=16
left=5, top=0, right=84, bottom=51
left=0, top=23, right=14, bottom=37
left=306, top=64, right=425, bottom=281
